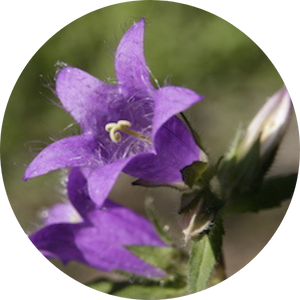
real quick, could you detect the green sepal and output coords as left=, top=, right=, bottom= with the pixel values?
left=180, top=161, right=208, bottom=189
left=218, top=134, right=262, bottom=198
left=223, top=173, right=298, bottom=214
left=188, top=216, right=224, bottom=293
left=179, top=189, right=223, bottom=217
left=180, top=113, right=209, bottom=161
left=125, top=245, right=187, bottom=275
left=145, top=198, right=174, bottom=245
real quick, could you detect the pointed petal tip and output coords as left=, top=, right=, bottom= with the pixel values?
left=23, top=166, right=36, bottom=181
left=123, top=18, right=145, bottom=36
left=23, top=167, right=43, bottom=181
left=134, top=18, right=145, bottom=27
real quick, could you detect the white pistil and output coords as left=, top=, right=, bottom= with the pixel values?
left=105, top=120, right=151, bottom=143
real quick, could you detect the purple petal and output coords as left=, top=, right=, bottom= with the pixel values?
left=115, top=19, right=154, bottom=97
left=87, top=158, right=132, bottom=207
left=44, top=202, right=83, bottom=226
left=56, top=67, right=115, bottom=133
left=30, top=223, right=86, bottom=264
left=67, top=168, right=97, bottom=219
left=23, top=134, right=101, bottom=180
left=124, top=116, right=200, bottom=182
left=153, top=86, right=203, bottom=139
left=89, top=200, right=166, bottom=247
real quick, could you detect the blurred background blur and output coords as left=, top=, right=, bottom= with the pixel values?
left=1, top=1, right=299, bottom=284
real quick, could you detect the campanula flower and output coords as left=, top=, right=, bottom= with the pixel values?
left=30, top=168, right=167, bottom=278
left=24, top=19, right=203, bottom=206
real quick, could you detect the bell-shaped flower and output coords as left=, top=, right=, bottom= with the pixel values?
left=23, top=19, right=203, bottom=206
left=29, top=168, right=167, bottom=278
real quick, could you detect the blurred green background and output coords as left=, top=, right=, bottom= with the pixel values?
left=1, top=0, right=299, bottom=284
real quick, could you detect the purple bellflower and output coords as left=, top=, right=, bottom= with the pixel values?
left=24, top=19, right=203, bottom=206
left=30, top=167, right=167, bottom=278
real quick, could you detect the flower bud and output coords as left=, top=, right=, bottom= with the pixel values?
left=218, top=87, right=292, bottom=197
left=178, top=191, right=219, bottom=244
left=180, top=198, right=215, bottom=244
left=238, top=87, right=292, bottom=162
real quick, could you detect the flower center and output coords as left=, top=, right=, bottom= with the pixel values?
left=105, top=120, right=151, bottom=143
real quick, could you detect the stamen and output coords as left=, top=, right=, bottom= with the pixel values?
left=105, top=120, right=151, bottom=143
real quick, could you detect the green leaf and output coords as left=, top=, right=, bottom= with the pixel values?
left=188, top=216, right=224, bottom=293
left=89, top=280, right=113, bottom=293
left=89, top=278, right=187, bottom=299
left=180, top=161, right=208, bottom=188
left=126, top=245, right=187, bottom=274
left=132, top=179, right=189, bottom=191
left=224, top=173, right=298, bottom=214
